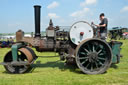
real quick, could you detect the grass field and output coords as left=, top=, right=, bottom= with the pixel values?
left=0, top=40, right=128, bottom=85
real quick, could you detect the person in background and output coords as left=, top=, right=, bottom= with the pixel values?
left=10, top=37, right=14, bottom=44
left=7, top=38, right=10, bottom=45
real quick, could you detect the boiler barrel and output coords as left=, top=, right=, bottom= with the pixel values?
left=34, top=5, right=41, bottom=37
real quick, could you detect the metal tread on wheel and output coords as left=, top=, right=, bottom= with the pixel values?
left=75, top=38, right=112, bottom=74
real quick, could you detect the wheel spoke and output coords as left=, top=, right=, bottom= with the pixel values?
left=97, top=50, right=102, bottom=54
left=81, top=59, right=88, bottom=65
left=95, top=44, right=100, bottom=51
left=98, top=57, right=106, bottom=61
left=85, top=63, right=90, bottom=68
left=94, top=61, right=99, bottom=69
left=99, top=62, right=104, bottom=66
left=84, top=48, right=90, bottom=53
left=91, top=63, right=93, bottom=72
left=80, top=52, right=86, bottom=55
left=92, top=44, right=95, bottom=52
left=97, top=60, right=104, bottom=66
left=99, top=45, right=104, bottom=49
left=87, top=44, right=91, bottom=52
left=99, top=53, right=104, bottom=56
left=81, top=61, right=86, bottom=65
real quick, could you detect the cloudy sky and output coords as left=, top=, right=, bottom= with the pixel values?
left=0, top=0, right=128, bottom=33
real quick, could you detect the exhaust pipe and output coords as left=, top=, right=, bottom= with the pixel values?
left=34, top=5, right=41, bottom=37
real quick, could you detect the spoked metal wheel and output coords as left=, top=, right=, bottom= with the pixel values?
left=3, top=47, right=36, bottom=74
left=75, top=38, right=112, bottom=74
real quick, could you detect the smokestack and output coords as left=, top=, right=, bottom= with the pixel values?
left=34, top=5, right=41, bottom=37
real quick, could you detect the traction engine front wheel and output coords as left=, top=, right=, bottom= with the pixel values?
left=3, top=47, right=36, bottom=74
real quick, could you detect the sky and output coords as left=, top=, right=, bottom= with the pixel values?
left=0, top=0, right=128, bottom=33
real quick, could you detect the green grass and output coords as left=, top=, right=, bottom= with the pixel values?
left=0, top=40, right=128, bottom=85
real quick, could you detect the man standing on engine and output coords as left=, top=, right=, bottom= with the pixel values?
left=92, top=13, right=108, bottom=40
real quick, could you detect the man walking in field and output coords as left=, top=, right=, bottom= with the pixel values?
left=92, top=13, right=108, bottom=40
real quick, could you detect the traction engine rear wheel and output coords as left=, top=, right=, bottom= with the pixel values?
left=75, top=39, right=112, bottom=74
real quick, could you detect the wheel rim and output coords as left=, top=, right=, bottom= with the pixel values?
left=4, top=47, right=35, bottom=74
left=76, top=39, right=112, bottom=74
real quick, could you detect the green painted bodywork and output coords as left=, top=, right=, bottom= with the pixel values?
left=110, top=41, right=123, bottom=64
left=11, top=43, right=25, bottom=61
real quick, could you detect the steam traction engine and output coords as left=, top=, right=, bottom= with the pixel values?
left=1, top=5, right=123, bottom=74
